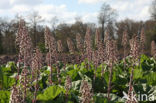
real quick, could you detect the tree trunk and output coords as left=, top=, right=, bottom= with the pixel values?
left=101, top=22, right=105, bottom=43
left=33, top=25, right=37, bottom=47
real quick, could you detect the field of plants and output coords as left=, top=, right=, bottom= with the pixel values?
left=0, top=19, right=156, bottom=103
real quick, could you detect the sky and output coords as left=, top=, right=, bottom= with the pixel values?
left=0, top=0, right=153, bottom=24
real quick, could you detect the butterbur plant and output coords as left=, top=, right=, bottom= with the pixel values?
left=65, top=76, right=72, bottom=92
left=16, top=19, right=32, bottom=75
left=92, top=50, right=98, bottom=80
left=20, top=68, right=30, bottom=102
left=126, top=87, right=138, bottom=103
left=56, top=61, right=61, bottom=84
left=84, top=28, right=93, bottom=62
left=76, top=33, right=83, bottom=53
left=19, top=26, right=33, bottom=67
left=31, top=48, right=42, bottom=103
left=130, top=34, right=140, bottom=60
left=106, top=38, right=118, bottom=100
left=95, top=28, right=106, bottom=74
left=80, top=80, right=93, bottom=103
left=92, top=50, right=99, bottom=68
left=16, top=19, right=25, bottom=80
left=151, top=40, right=156, bottom=58
left=32, top=48, right=42, bottom=80
left=67, top=37, right=75, bottom=54
left=44, top=26, right=58, bottom=62
left=65, top=75, right=72, bottom=101
left=14, top=19, right=32, bottom=103
left=140, top=28, right=146, bottom=54
left=127, top=34, right=140, bottom=103
left=104, top=30, right=110, bottom=44
left=84, top=28, right=92, bottom=50
left=57, top=40, right=64, bottom=53
left=113, top=40, right=119, bottom=59
left=97, top=40, right=106, bottom=63
left=20, top=27, right=32, bottom=102
left=46, top=52, right=53, bottom=85
left=95, top=29, right=101, bottom=47
left=44, top=26, right=58, bottom=84
left=16, top=19, right=25, bottom=47
left=122, top=29, right=128, bottom=69
left=96, top=39, right=106, bottom=77
left=9, top=85, right=23, bottom=103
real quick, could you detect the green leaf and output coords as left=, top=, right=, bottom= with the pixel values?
left=37, top=85, right=65, bottom=101
left=0, top=90, right=10, bottom=103
left=133, top=68, right=143, bottom=80
left=5, top=61, right=16, bottom=72
left=144, top=72, right=156, bottom=85
left=0, top=74, right=16, bottom=89
left=72, top=80, right=81, bottom=91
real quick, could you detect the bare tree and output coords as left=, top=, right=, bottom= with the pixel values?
left=98, top=3, right=117, bottom=42
left=150, top=0, right=156, bottom=20
left=28, top=11, right=43, bottom=47
left=50, top=16, right=58, bottom=37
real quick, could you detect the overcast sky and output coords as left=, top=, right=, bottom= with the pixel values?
left=0, top=0, right=153, bottom=24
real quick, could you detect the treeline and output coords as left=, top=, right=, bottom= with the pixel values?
left=0, top=17, right=155, bottom=55
left=0, top=0, right=156, bottom=55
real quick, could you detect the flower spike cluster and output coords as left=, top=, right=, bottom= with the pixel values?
left=80, top=80, right=93, bottom=103
left=76, top=33, right=83, bottom=53
left=151, top=40, right=156, bottom=58
left=67, top=37, right=75, bottom=54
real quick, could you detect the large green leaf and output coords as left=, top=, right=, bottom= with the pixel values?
left=37, top=85, right=65, bottom=101
left=144, top=72, right=156, bottom=85
left=0, top=66, right=16, bottom=89
left=2, top=75, right=16, bottom=89
left=0, top=90, right=10, bottom=103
